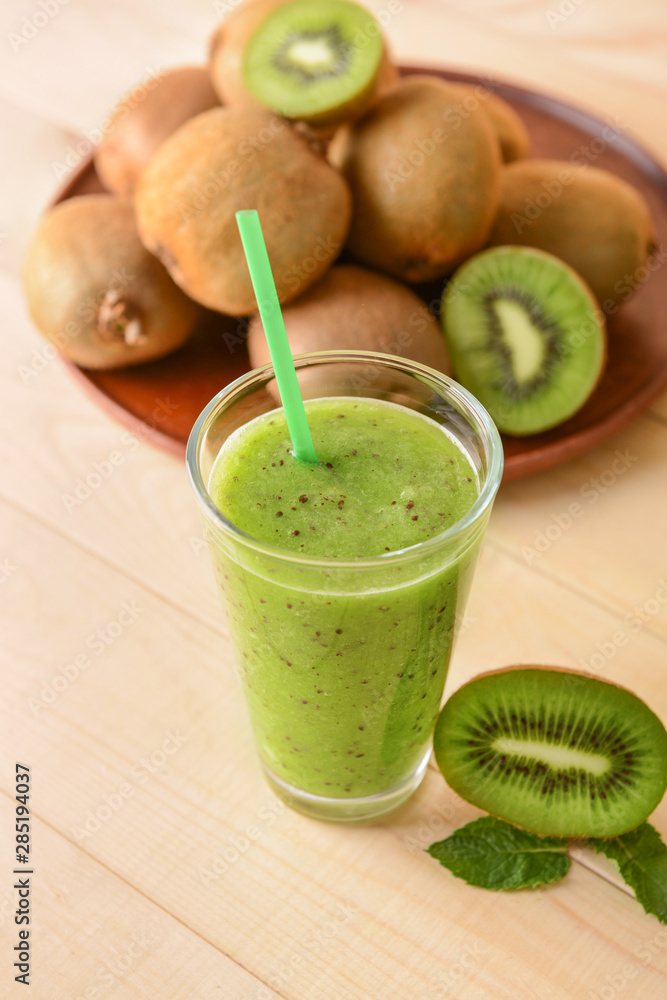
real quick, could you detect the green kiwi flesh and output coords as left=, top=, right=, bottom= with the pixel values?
left=242, top=0, right=384, bottom=125
left=433, top=667, right=667, bottom=838
left=441, top=246, right=606, bottom=436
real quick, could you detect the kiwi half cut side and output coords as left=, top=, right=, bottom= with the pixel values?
left=242, top=0, right=384, bottom=126
left=433, top=667, right=667, bottom=838
left=441, top=246, right=606, bottom=436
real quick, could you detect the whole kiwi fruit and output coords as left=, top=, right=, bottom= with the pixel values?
left=95, top=67, right=220, bottom=195
left=330, top=75, right=501, bottom=283
left=209, top=0, right=398, bottom=127
left=450, top=82, right=530, bottom=162
left=488, top=159, right=657, bottom=307
left=23, top=195, right=200, bottom=369
left=134, top=107, right=352, bottom=316
left=248, top=264, right=452, bottom=393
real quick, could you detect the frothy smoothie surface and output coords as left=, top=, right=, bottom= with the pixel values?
left=209, top=397, right=479, bottom=557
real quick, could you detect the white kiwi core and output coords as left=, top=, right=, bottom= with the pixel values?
left=287, top=37, right=337, bottom=71
left=493, top=736, right=610, bottom=776
left=493, top=298, right=546, bottom=384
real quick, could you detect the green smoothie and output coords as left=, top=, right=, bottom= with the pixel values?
left=206, top=396, right=481, bottom=799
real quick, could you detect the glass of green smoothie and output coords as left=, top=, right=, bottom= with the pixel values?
left=187, top=351, right=503, bottom=822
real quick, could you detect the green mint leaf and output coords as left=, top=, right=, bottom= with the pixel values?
left=592, top=823, right=667, bottom=924
left=426, top=816, right=570, bottom=890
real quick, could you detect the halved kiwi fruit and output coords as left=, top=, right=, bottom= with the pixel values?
left=433, top=667, right=667, bottom=838
left=441, top=246, right=606, bottom=436
left=241, top=0, right=388, bottom=127
left=209, top=0, right=296, bottom=110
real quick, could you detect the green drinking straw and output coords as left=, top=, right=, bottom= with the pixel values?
left=236, top=210, right=318, bottom=464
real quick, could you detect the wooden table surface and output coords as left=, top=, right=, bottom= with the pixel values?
left=2, top=1, right=667, bottom=997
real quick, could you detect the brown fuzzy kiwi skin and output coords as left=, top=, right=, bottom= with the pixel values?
left=134, top=107, right=352, bottom=316
left=95, top=67, right=220, bottom=195
left=22, top=195, right=200, bottom=370
left=248, top=264, right=452, bottom=375
left=450, top=82, right=530, bottom=163
left=331, top=75, right=501, bottom=284
left=208, top=0, right=398, bottom=131
left=488, top=159, right=658, bottom=307
left=456, top=663, right=626, bottom=688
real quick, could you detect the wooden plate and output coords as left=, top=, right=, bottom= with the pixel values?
left=54, top=66, right=667, bottom=480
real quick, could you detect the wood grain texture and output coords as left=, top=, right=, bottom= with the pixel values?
left=650, top=390, right=667, bottom=420
left=3, top=1, right=667, bottom=997
left=0, top=800, right=280, bottom=999
left=0, top=95, right=79, bottom=278
left=2, top=500, right=667, bottom=999
left=486, top=416, right=667, bottom=640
